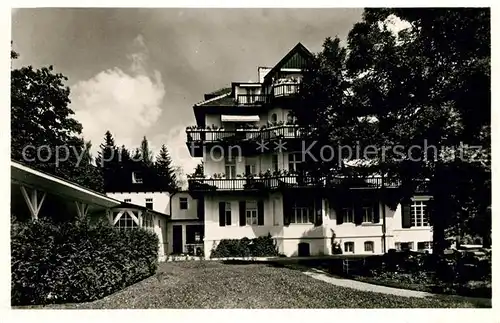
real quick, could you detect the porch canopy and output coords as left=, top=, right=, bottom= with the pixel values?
left=221, top=115, right=260, bottom=122
left=11, top=160, right=121, bottom=221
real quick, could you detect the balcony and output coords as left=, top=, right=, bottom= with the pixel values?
left=186, top=125, right=306, bottom=144
left=236, top=94, right=268, bottom=105
left=272, top=83, right=300, bottom=98
left=188, top=175, right=321, bottom=192
left=187, top=174, right=427, bottom=193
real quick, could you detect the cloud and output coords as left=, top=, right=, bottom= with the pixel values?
left=71, top=34, right=165, bottom=159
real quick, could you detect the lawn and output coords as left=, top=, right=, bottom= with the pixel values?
left=20, top=261, right=489, bottom=309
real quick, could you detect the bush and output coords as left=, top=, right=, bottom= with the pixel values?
left=210, top=234, right=279, bottom=258
left=11, top=218, right=159, bottom=306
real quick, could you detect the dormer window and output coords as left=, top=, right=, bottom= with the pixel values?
left=132, top=171, right=143, bottom=184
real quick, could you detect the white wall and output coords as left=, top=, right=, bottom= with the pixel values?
left=152, top=213, right=168, bottom=257
left=170, top=192, right=198, bottom=220
left=106, top=191, right=170, bottom=215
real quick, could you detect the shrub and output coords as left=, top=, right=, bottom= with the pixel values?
left=210, top=234, right=279, bottom=258
left=11, top=218, right=159, bottom=306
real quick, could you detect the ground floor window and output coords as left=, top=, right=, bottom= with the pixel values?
left=186, top=225, right=204, bottom=244
left=246, top=201, right=258, bottom=225
left=364, top=241, right=374, bottom=252
left=344, top=242, right=354, bottom=253
left=342, top=207, right=354, bottom=223
left=411, top=200, right=430, bottom=227
left=143, top=213, right=153, bottom=228
left=116, top=212, right=138, bottom=230
left=417, top=241, right=432, bottom=250
left=395, top=241, right=414, bottom=251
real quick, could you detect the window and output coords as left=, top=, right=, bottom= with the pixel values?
left=411, top=200, right=430, bottom=227
left=362, top=205, right=374, bottom=223
left=116, top=212, right=138, bottom=230
left=417, top=241, right=432, bottom=250
left=143, top=213, right=153, bottom=229
left=225, top=202, right=231, bottom=225
left=344, top=242, right=354, bottom=253
left=180, top=197, right=188, bottom=210
left=245, top=201, right=258, bottom=225
left=245, top=158, right=257, bottom=176
left=286, top=112, right=294, bottom=124
left=271, top=113, right=277, bottom=123
left=145, top=198, right=153, bottom=209
left=364, top=241, right=374, bottom=252
left=186, top=225, right=204, bottom=244
left=158, top=219, right=161, bottom=227
left=290, top=199, right=314, bottom=224
left=124, top=198, right=131, bottom=203
left=225, top=156, right=237, bottom=179
left=288, top=153, right=302, bottom=174
left=271, top=154, right=279, bottom=173
left=397, top=242, right=414, bottom=251
left=342, top=208, right=354, bottom=223
left=132, top=171, right=143, bottom=184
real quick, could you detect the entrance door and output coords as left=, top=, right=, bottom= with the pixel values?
left=172, top=225, right=183, bottom=254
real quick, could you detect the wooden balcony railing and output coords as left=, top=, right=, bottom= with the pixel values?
left=236, top=94, right=268, bottom=105
left=187, top=175, right=409, bottom=192
left=186, top=125, right=306, bottom=143
left=272, top=83, right=300, bottom=98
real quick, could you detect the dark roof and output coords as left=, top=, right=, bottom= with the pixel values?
left=204, top=87, right=232, bottom=101
left=196, top=93, right=234, bottom=107
left=263, top=42, right=314, bottom=83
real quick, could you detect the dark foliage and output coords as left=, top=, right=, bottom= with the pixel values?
left=11, top=218, right=159, bottom=305
left=210, top=234, right=279, bottom=258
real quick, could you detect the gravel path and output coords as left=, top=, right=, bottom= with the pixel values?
left=303, top=268, right=435, bottom=298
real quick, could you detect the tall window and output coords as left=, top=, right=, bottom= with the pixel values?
left=143, top=213, right=153, bottom=229
left=290, top=199, right=314, bottom=224
left=273, top=199, right=279, bottom=226
left=288, top=153, right=302, bottom=174
left=245, top=158, right=257, bottom=176
left=225, top=155, right=237, bottom=178
left=362, top=205, right=374, bottom=223
left=271, top=113, right=277, bottom=123
left=224, top=202, right=231, bottom=225
left=272, top=154, right=279, bottom=173
left=364, top=241, right=374, bottom=252
left=342, top=208, right=354, bottom=223
left=344, top=242, right=354, bottom=253
left=245, top=201, right=258, bottom=225
left=180, top=197, right=188, bottom=210
left=145, top=198, right=153, bottom=209
left=411, top=200, right=429, bottom=227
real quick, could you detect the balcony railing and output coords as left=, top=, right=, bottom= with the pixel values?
left=186, top=125, right=306, bottom=143
left=236, top=94, right=268, bottom=105
left=272, top=83, right=300, bottom=98
left=187, top=175, right=408, bottom=192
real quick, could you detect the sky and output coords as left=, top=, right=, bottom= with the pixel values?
left=11, top=8, right=364, bottom=176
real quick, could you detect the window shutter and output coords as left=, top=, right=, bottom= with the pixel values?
left=354, top=205, right=363, bottom=225
left=402, top=201, right=412, bottom=228
left=373, top=201, right=380, bottom=223
left=283, top=195, right=291, bottom=226
left=239, top=201, right=246, bottom=226
left=315, top=198, right=323, bottom=226
left=257, top=200, right=264, bottom=226
left=218, top=202, right=225, bottom=227
left=197, top=197, right=205, bottom=220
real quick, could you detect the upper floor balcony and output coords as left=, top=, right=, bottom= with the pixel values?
left=186, top=171, right=421, bottom=193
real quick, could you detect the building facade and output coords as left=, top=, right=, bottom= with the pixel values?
left=186, top=43, right=433, bottom=258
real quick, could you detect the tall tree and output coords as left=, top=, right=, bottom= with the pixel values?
left=154, top=144, right=179, bottom=192
left=299, top=8, right=490, bottom=254
left=11, top=49, right=104, bottom=192
left=140, top=136, right=153, bottom=166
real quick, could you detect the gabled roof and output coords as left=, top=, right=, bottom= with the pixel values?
left=204, top=87, right=232, bottom=101
left=263, top=42, right=315, bottom=83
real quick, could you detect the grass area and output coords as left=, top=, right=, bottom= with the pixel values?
left=16, top=261, right=490, bottom=309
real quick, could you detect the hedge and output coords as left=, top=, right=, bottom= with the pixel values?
left=210, top=234, right=279, bottom=258
left=11, top=218, right=159, bottom=306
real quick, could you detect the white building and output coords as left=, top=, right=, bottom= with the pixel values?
left=186, top=43, right=433, bottom=258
